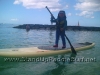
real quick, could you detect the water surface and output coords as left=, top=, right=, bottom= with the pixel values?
left=0, top=24, right=100, bottom=75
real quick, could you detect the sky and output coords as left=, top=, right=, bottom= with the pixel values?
left=0, top=0, right=100, bottom=27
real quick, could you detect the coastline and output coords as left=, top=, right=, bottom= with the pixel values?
left=13, top=24, right=100, bottom=31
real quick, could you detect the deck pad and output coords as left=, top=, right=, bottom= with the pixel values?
left=38, top=42, right=92, bottom=50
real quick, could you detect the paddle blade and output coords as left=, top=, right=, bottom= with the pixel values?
left=64, top=34, right=77, bottom=54
left=71, top=46, right=77, bottom=55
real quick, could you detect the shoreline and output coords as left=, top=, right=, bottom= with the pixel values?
left=13, top=24, right=100, bottom=31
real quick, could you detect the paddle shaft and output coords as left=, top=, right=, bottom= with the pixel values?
left=64, top=35, right=76, bottom=54
left=46, top=6, right=76, bottom=54
left=46, top=6, right=56, bottom=20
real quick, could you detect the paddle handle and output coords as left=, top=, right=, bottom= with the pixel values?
left=45, top=6, right=56, bottom=20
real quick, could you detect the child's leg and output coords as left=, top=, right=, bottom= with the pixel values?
left=61, top=30, right=66, bottom=47
left=55, top=30, right=60, bottom=45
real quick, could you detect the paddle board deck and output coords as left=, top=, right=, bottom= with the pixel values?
left=0, top=42, right=95, bottom=57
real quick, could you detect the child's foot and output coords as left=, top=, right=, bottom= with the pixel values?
left=53, top=45, right=58, bottom=47
left=62, top=46, right=66, bottom=49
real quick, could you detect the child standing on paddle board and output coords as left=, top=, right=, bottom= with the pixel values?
left=51, top=10, right=67, bottom=48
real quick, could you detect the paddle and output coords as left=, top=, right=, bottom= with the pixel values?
left=45, top=6, right=77, bottom=54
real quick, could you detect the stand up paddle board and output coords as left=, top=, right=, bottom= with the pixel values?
left=0, top=42, right=95, bottom=57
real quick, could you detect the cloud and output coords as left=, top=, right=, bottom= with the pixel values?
left=74, top=0, right=100, bottom=18
left=67, top=13, right=72, bottom=16
left=11, top=18, right=18, bottom=21
left=13, top=0, right=68, bottom=12
left=76, top=11, right=94, bottom=18
left=91, top=16, right=94, bottom=18
left=14, top=0, right=21, bottom=4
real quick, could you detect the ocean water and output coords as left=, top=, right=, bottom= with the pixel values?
left=0, top=24, right=100, bottom=75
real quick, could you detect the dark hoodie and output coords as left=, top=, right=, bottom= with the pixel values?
left=51, top=10, right=67, bottom=30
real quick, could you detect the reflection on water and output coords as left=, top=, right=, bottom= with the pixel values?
left=51, top=53, right=77, bottom=75
left=49, top=30, right=54, bottom=44
left=26, top=28, right=30, bottom=32
left=50, top=55, right=66, bottom=75
left=51, top=64, right=65, bottom=75
left=68, top=53, right=77, bottom=64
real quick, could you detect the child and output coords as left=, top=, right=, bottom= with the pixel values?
left=51, top=10, right=67, bottom=48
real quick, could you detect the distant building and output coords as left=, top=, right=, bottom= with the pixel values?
left=78, top=21, right=80, bottom=26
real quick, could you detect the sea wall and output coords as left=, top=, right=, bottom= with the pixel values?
left=13, top=24, right=100, bottom=31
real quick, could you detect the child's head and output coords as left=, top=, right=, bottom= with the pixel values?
left=58, top=10, right=66, bottom=19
